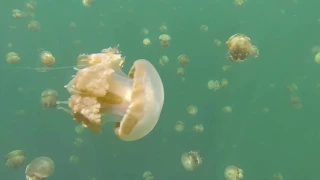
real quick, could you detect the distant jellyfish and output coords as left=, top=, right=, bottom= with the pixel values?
left=82, top=0, right=95, bottom=7
left=12, top=9, right=25, bottom=18
left=69, top=155, right=80, bottom=164
left=175, top=121, right=185, bottom=132
left=5, top=150, right=26, bottom=169
left=221, top=79, right=228, bottom=87
left=200, top=25, right=208, bottom=32
left=40, top=89, right=66, bottom=108
left=159, top=55, right=169, bottom=66
left=214, top=39, right=222, bottom=46
left=159, top=25, right=167, bottom=33
left=315, top=52, right=320, bottom=64
left=6, top=52, right=20, bottom=64
left=223, top=106, right=232, bottom=113
left=28, top=20, right=40, bottom=32
left=143, top=171, right=154, bottom=180
left=224, top=165, right=244, bottom=180
left=177, top=54, right=189, bottom=67
left=143, top=38, right=151, bottom=46
left=177, top=67, right=184, bottom=76
left=222, top=65, right=231, bottom=72
left=74, top=138, right=83, bottom=147
left=141, top=28, right=149, bottom=35
left=226, top=34, right=252, bottom=62
left=25, top=157, right=54, bottom=180
left=208, top=80, right=220, bottom=91
left=26, top=1, right=37, bottom=10
left=159, top=34, right=171, bottom=47
left=193, top=124, right=204, bottom=132
left=273, top=172, right=283, bottom=180
left=187, top=105, right=198, bottom=116
left=74, top=125, right=84, bottom=134
left=181, top=151, right=202, bottom=171
left=40, top=51, right=56, bottom=67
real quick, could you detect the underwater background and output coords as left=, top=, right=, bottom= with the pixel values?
left=1, top=0, right=320, bottom=179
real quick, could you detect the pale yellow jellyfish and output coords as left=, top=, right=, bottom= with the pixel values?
left=82, top=0, right=95, bottom=7
left=6, top=52, right=20, bottom=64
left=177, top=54, right=189, bottom=67
left=175, top=121, right=185, bottom=132
left=249, top=45, right=259, bottom=58
left=74, top=138, right=83, bottom=147
left=25, top=157, right=54, bottom=180
left=193, top=124, right=204, bottom=132
left=60, top=47, right=165, bottom=141
left=12, top=9, right=25, bottom=18
left=159, top=34, right=171, bottom=47
left=75, top=125, right=84, bottom=134
left=214, top=39, right=222, bottom=46
left=226, top=34, right=252, bottom=62
left=28, top=20, right=40, bottom=32
left=40, top=51, right=55, bottom=67
left=159, top=25, right=168, bottom=33
left=159, top=55, right=169, bottom=66
left=177, top=67, right=184, bottom=76
left=143, top=171, right=154, bottom=180
left=315, top=52, right=320, bottom=64
left=181, top=151, right=202, bottom=171
left=287, top=84, right=297, bottom=93
left=221, top=79, right=228, bottom=87
left=290, top=96, right=302, bottom=109
left=208, top=80, right=220, bottom=91
left=141, top=28, right=149, bottom=35
left=69, top=155, right=80, bottom=164
left=187, top=105, right=198, bottom=116
left=5, top=150, right=26, bottom=169
left=143, top=38, right=151, bottom=46
left=223, top=106, right=232, bottom=113
left=224, top=165, right=244, bottom=180
left=234, top=0, right=246, bottom=6
left=222, top=65, right=231, bottom=72
left=26, top=1, right=37, bottom=10
left=41, top=89, right=59, bottom=108
left=200, top=25, right=208, bottom=32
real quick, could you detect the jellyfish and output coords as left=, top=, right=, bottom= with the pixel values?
left=141, top=28, right=149, bottom=35
left=6, top=52, right=20, bottom=64
left=59, top=47, right=164, bottom=141
left=40, top=51, right=56, bottom=67
left=159, top=34, right=171, bottom=47
left=208, top=80, right=221, bottom=91
left=177, top=67, right=184, bottom=76
left=143, top=38, right=151, bottom=46
left=159, top=25, right=167, bottom=33
left=28, top=20, right=40, bottom=32
left=221, top=78, right=228, bottom=87
left=175, top=121, right=184, bottom=132
left=26, top=1, right=37, bottom=10
left=223, top=106, right=232, bottom=113
left=200, top=25, right=208, bottom=32
left=74, top=137, right=83, bottom=147
left=12, top=9, right=25, bottom=18
left=315, top=52, right=320, bottom=64
left=41, top=89, right=66, bottom=108
left=224, top=166, right=244, bottom=180
left=159, top=55, right=169, bottom=66
left=226, top=34, right=252, bottom=62
left=214, top=39, right=222, bottom=46
left=187, top=105, right=198, bottom=116
left=181, top=151, right=202, bottom=171
left=25, top=157, right=54, bottom=180
left=5, top=150, right=26, bottom=169
left=83, top=0, right=95, bottom=7
left=177, top=54, right=189, bottom=67
left=193, top=124, right=204, bottom=132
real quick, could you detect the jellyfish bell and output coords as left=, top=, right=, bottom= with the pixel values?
left=224, top=165, right=244, bottom=180
left=41, top=89, right=67, bottom=108
left=26, top=157, right=54, bottom=180
left=39, top=51, right=56, bottom=67
left=63, top=48, right=164, bottom=141
left=5, top=150, right=26, bottom=169
left=181, top=151, right=202, bottom=171
left=226, top=33, right=252, bottom=62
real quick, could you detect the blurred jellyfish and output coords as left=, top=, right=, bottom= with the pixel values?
left=25, top=157, right=54, bottom=180
left=187, top=105, right=198, bottom=116
left=159, top=34, right=171, bottom=47
left=143, top=171, right=154, bottom=180
left=28, top=20, right=40, bottom=32
left=315, top=52, right=320, bottom=64
left=69, top=155, right=80, bottom=164
left=159, top=55, right=169, bottom=66
left=224, top=166, right=244, bottom=180
left=159, top=25, right=167, bottom=33
left=6, top=52, right=20, bottom=64
left=214, top=39, right=222, bottom=46
left=75, top=125, right=84, bottom=134
left=249, top=45, right=259, bottom=58
left=141, top=28, right=149, bottom=35
left=26, top=1, right=37, bottom=10
left=273, top=172, right=283, bottom=180
left=143, top=38, right=151, bottom=46
left=222, top=65, right=231, bottom=72
left=221, top=79, right=228, bottom=87
left=83, top=0, right=95, bottom=7
left=177, top=54, right=189, bottom=67
left=12, top=9, right=25, bottom=18
left=41, top=89, right=64, bottom=108
left=290, top=96, right=302, bottom=109
left=193, top=124, right=204, bottom=132
left=200, top=25, right=208, bottom=32
left=5, top=150, right=26, bottom=169
left=181, top=151, right=202, bottom=171
left=174, top=121, right=184, bottom=132
left=223, top=106, right=232, bottom=113
left=208, top=80, right=220, bottom=91
left=74, top=137, right=83, bottom=147
left=177, top=67, right=184, bottom=76
left=40, top=51, right=56, bottom=67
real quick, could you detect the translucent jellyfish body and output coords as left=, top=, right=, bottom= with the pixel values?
left=39, top=51, right=55, bottom=67
left=224, top=165, right=244, bottom=180
left=5, top=150, right=26, bottom=169
left=41, top=89, right=58, bottom=108
left=181, top=151, right=202, bottom=171
left=63, top=47, right=164, bottom=141
left=226, top=34, right=252, bottom=62
left=159, top=34, right=171, bottom=47
left=25, top=157, right=54, bottom=180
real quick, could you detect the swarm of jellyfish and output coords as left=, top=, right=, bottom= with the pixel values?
left=159, top=55, right=169, bottom=66
left=226, top=34, right=259, bottom=62
left=5, top=150, right=26, bottom=169
left=60, top=46, right=164, bottom=141
left=224, top=166, right=244, bottom=180
left=181, top=151, right=202, bottom=171
left=25, top=157, right=54, bottom=180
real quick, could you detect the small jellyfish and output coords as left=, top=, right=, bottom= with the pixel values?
left=200, top=25, right=208, bottom=32
left=70, top=22, right=76, bottom=28
left=187, top=105, right=198, bottom=116
left=223, top=106, right=232, bottom=113
left=222, top=65, right=231, bottom=72
left=175, top=121, right=185, bottom=132
left=12, top=9, right=25, bottom=18
left=82, top=0, right=95, bottom=7
left=25, top=157, right=54, bottom=180
left=315, top=52, right=320, bottom=64
left=193, top=124, right=204, bottom=132
left=177, top=54, right=189, bottom=67
left=177, top=67, right=184, bottom=76
left=226, top=34, right=252, bottom=62
left=143, top=171, right=154, bottom=180
left=159, top=55, right=169, bottom=66
left=181, top=151, right=202, bottom=171
left=74, top=137, right=83, bottom=147
left=208, top=80, right=221, bottom=91
left=159, top=25, right=168, bottom=33
left=75, top=125, right=84, bottom=134
left=5, top=150, right=26, bottom=169
left=234, top=0, right=246, bottom=6
left=224, top=165, right=244, bottom=180
left=287, top=84, right=298, bottom=93
left=6, top=52, right=20, bottom=64
left=273, top=172, right=283, bottom=180
left=143, top=38, right=151, bottom=46
left=249, top=45, right=259, bottom=58
left=28, top=20, right=40, bottom=32
left=221, top=78, right=228, bottom=87
left=214, top=39, right=222, bottom=46
left=61, top=47, right=164, bottom=141
left=141, top=28, right=149, bottom=35
left=69, top=155, right=80, bottom=164
left=41, top=89, right=58, bottom=108
left=159, top=34, right=171, bottom=47
left=40, top=51, right=56, bottom=67
left=290, top=96, right=302, bottom=109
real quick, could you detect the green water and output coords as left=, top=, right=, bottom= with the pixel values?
left=1, top=0, right=320, bottom=179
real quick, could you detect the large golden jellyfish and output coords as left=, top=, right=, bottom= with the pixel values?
left=61, top=47, right=164, bottom=141
left=226, top=34, right=252, bottom=62
left=224, top=166, right=244, bottom=180
left=5, top=150, right=26, bottom=169
left=181, top=151, right=202, bottom=171
left=40, top=51, right=56, bottom=67
left=25, top=157, right=54, bottom=180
